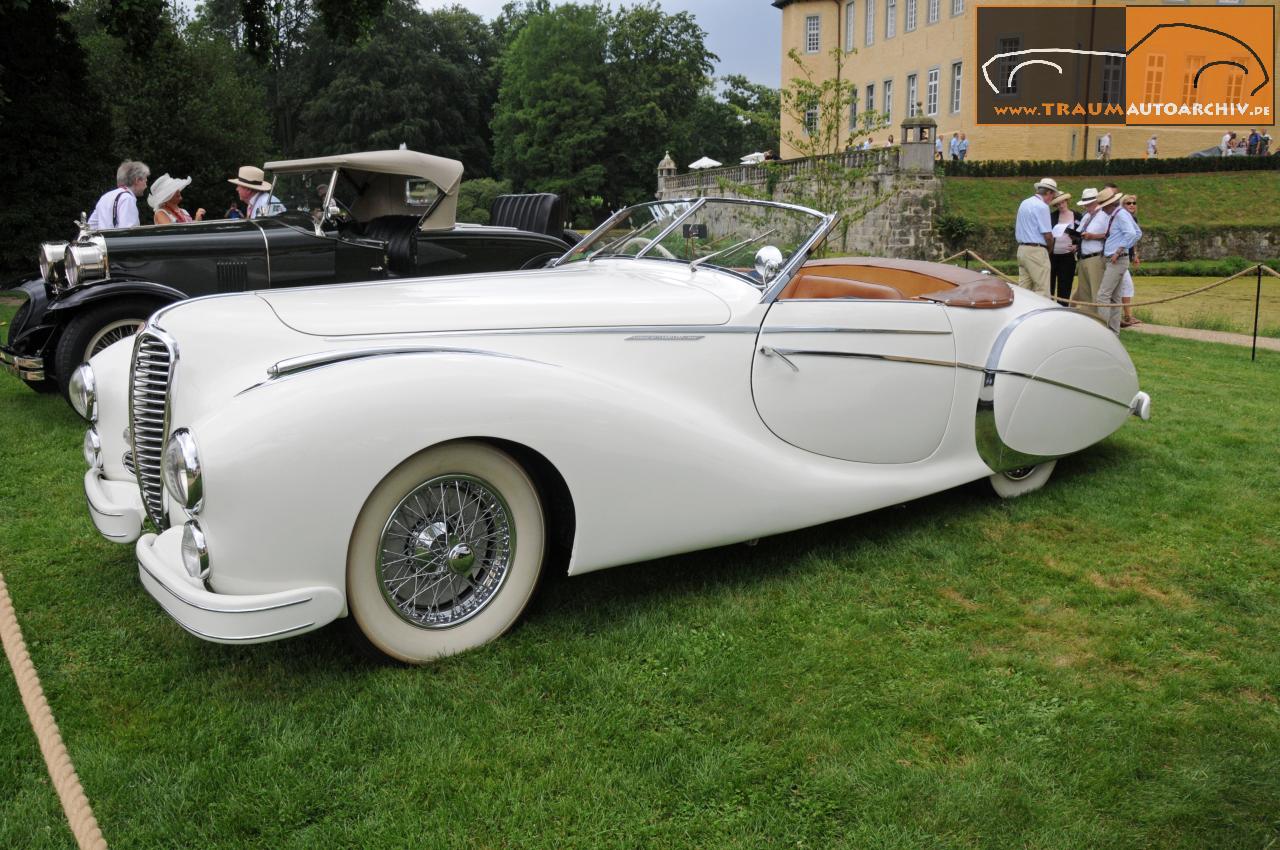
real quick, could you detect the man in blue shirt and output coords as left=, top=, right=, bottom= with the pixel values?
left=1096, top=189, right=1143, bottom=334
left=949, top=132, right=960, bottom=160
left=1015, top=177, right=1057, bottom=297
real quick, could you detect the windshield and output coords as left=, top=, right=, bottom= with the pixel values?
left=269, top=169, right=350, bottom=219
left=559, top=199, right=830, bottom=283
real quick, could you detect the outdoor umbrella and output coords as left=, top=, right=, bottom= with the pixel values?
left=688, top=156, right=722, bottom=169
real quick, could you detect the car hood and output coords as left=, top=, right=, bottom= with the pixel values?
left=256, top=260, right=734, bottom=337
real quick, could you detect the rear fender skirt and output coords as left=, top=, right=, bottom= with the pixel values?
left=976, top=307, right=1138, bottom=472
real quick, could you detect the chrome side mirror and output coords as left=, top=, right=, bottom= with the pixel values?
left=754, top=245, right=784, bottom=285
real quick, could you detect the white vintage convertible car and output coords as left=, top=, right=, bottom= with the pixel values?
left=75, top=197, right=1151, bottom=663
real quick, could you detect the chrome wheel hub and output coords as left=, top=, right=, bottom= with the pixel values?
left=377, top=475, right=513, bottom=629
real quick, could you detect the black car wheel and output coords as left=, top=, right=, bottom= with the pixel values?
left=54, top=297, right=159, bottom=398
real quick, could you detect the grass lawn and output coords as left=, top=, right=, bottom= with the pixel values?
left=943, top=171, right=1280, bottom=229
left=1, top=302, right=1278, bottom=848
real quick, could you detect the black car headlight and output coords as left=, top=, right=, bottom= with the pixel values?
left=39, top=241, right=67, bottom=286
left=69, top=363, right=97, bottom=422
left=162, top=428, right=203, bottom=513
left=64, top=236, right=108, bottom=289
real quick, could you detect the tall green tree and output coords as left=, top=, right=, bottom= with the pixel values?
left=491, top=4, right=609, bottom=219
left=0, top=0, right=113, bottom=275
left=599, top=2, right=715, bottom=207
left=72, top=0, right=271, bottom=217
left=294, top=1, right=500, bottom=171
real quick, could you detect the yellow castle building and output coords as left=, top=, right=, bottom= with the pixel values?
left=773, top=0, right=1278, bottom=161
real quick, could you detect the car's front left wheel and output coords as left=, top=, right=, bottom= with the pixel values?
left=347, top=441, right=546, bottom=664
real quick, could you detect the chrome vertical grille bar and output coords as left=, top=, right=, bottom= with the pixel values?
left=129, top=330, right=176, bottom=529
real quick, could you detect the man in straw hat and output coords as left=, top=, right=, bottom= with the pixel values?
left=1014, top=177, right=1058, bottom=297
left=1095, top=187, right=1142, bottom=334
left=1072, top=187, right=1106, bottom=316
left=228, top=165, right=280, bottom=219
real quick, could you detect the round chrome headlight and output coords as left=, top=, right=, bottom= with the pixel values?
left=162, top=428, right=203, bottom=512
left=39, top=241, right=67, bottom=285
left=69, top=363, right=97, bottom=422
left=64, top=236, right=108, bottom=289
left=181, top=521, right=210, bottom=581
left=83, top=427, right=102, bottom=469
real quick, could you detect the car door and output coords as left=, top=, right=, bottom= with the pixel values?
left=751, top=299, right=957, bottom=464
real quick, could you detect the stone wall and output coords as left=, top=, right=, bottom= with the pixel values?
left=656, top=145, right=947, bottom=260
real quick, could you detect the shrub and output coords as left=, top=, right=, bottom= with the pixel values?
left=456, top=178, right=513, bottom=225
left=936, top=213, right=978, bottom=250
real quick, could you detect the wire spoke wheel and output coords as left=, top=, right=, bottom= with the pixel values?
left=85, top=319, right=144, bottom=360
left=348, top=441, right=546, bottom=663
left=378, top=475, right=514, bottom=628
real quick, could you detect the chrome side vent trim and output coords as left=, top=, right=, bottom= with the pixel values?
left=129, top=329, right=177, bottom=529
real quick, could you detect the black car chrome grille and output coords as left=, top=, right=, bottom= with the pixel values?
left=130, top=331, right=175, bottom=529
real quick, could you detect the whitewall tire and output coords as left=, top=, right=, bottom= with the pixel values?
left=988, top=460, right=1057, bottom=499
left=347, top=441, right=546, bottom=664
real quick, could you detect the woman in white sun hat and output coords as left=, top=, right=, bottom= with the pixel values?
left=148, top=173, right=205, bottom=225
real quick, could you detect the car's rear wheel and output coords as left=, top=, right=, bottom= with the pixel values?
left=988, top=460, right=1057, bottom=499
left=54, top=298, right=156, bottom=398
left=347, top=441, right=546, bottom=664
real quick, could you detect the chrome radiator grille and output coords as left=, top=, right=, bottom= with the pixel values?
left=130, top=331, right=175, bottom=529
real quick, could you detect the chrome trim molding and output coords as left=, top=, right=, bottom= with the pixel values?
left=130, top=328, right=179, bottom=530
left=625, top=334, right=705, bottom=342
left=250, top=220, right=272, bottom=283
left=266, top=345, right=539, bottom=380
left=766, top=345, right=1132, bottom=408
left=139, top=557, right=314, bottom=615
left=173, top=617, right=317, bottom=643
left=761, top=325, right=953, bottom=336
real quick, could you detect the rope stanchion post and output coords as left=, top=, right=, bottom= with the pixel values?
left=0, top=572, right=109, bottom=850
left=1253, top=263, right=1262, bottom=362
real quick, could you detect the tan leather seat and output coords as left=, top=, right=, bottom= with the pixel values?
left=780, top=273, right=904, bottom=300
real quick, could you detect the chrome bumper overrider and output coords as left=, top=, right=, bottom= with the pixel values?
left=0, top=349, right=45, bottom=382
left=84, top=469, right=145, bottom=543
left=137, top=529, right=344, bottom=645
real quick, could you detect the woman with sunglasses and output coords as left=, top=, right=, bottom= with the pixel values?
left=1120, top=195, right=1142, bottom=328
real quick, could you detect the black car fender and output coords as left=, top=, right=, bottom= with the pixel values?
left=44, top=277, right=187, bottom=315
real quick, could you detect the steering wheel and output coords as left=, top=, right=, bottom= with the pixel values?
left=619, top=237, right=676, bottom=259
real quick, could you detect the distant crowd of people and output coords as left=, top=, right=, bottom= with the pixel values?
left=1015, top=177, right=1143, bottom=334
left=1218, top=129, right=1272, bottom=157
left=86, top=160, right=280, bottom=230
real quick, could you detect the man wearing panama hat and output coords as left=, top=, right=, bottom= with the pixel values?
left=1095, top=186, right=1142, bottom=334
left=1072, top=187, right=1108, bottom=317
left=228, top=165, right=280, bottom=219
left=1014, top=177, right=1057, bottom=297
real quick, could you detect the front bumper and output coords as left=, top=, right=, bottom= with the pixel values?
left=85, top=469, right=145, bottom=543
left=137, top=528, right=345, bottom=645
left=0, top=347, right=45, bottom=382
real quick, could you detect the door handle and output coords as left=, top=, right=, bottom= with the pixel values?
left=759, top=345, right=799, bottom=372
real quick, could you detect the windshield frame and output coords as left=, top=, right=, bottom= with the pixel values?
left=551, top=198, right=838, bottom=302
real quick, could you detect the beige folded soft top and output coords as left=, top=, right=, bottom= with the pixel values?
left=264, top=150, right=464, bottom=231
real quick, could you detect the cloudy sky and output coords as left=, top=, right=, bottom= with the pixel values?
left=416, top=0, right=782, bottom=87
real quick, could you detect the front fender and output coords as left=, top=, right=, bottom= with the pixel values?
left=1, top=279, right=54, bottom=356
left=46, top=277, right=186, bottom=314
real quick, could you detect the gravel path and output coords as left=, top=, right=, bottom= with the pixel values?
left=1125, top=323, right=1280, bottom=352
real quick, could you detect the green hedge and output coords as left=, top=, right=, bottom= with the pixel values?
left=939, top=155, right=1280, bottom=178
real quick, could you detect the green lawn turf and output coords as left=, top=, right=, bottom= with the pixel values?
left=943, top=171, right=1280, bottom=229
left=2, top=299, right=1278, bottom=849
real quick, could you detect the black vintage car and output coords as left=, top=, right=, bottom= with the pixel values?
left=1, top=150, right=575, bottom=396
